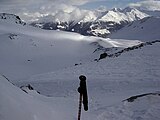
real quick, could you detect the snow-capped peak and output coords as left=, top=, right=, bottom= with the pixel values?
left=98, top=7, right=148, bottom=23
left=31, top=6, right=148, bottom=24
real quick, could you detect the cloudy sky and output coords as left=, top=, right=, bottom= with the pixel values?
left=0, top=0, right=160, bottom=21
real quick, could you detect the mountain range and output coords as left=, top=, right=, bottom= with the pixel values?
left=1, top=4, right=159, bottom=39
left=2, top=6, right=158, bottom=39
left=30, top=7, right=149, bottom=37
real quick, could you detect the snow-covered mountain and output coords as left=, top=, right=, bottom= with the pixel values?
left=0, top=13, right=160, bottom=120
left=98, top=7, right=147, bottom=23
left=0, top=13, right=26, bottom=25
left=30, top=7, right=148, bottom=38
left=128, top=0, right=160, bottom=17
left=110, top=16, right=160, bottom=41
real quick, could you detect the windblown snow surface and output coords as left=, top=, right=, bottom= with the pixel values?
left=0, top=14, right=160, bottom=120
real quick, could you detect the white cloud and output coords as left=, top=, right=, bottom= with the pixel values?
left=0, top=0, right=100, bottom=21
left=129, top=0, right=160, bottom=11
left=2, top=0, right=159, bottom=22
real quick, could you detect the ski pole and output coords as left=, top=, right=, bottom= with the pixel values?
left=77, top=75, right=88, bottom=120
left=78, top=93, right=82, bottom=120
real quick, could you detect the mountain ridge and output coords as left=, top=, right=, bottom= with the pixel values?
left=110, top=16, right=160, bottom=41
left=0, top=13, right=26, bottom=26
left=30, top=7, right=148, bottom=38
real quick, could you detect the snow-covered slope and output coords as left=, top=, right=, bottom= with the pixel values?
left=16, top=39, right=160, bottom=120
left=97, top=93, right=160, bottom=120
left=0, top=17, right=94, bottom=80
left=110, top=16, right=160, bottom=41
left=0, top=13, right=142, bottom=81
left=0, top=75, right=76, bottom=120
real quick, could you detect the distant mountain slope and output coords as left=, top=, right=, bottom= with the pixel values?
left=30, top=7, right=148, bottom=38
left=0, top=13, right=26, bottom=25
left=110, top=16, right=160, bottom=41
